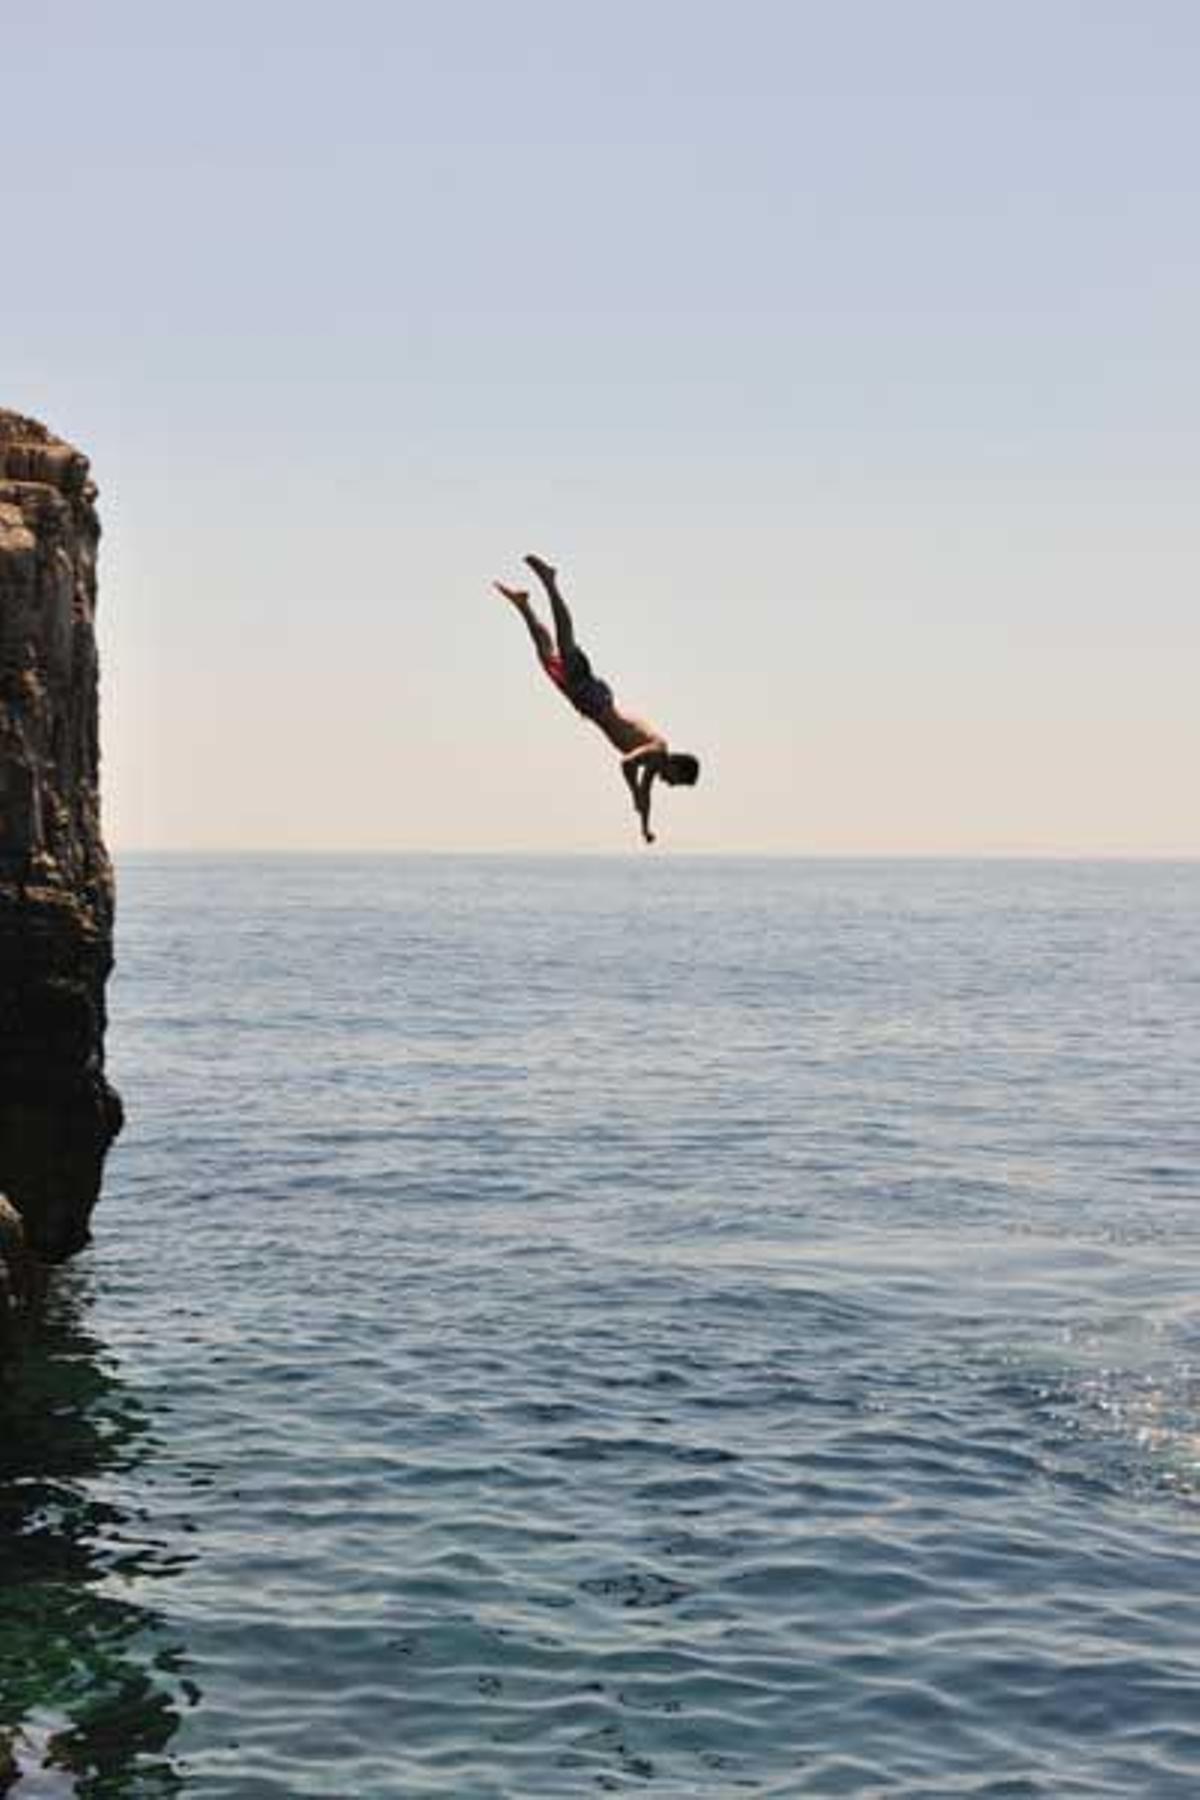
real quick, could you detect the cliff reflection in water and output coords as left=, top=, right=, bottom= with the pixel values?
left=0, top=1270, right=195, bottom=1797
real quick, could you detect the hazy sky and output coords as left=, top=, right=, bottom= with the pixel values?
left=4, top=2, right=1197, bottom=853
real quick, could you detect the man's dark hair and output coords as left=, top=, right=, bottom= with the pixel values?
left=664, top=752, right=700, bottom=786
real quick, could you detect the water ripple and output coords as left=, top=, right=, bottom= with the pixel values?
left=4, top=856, right=1199, bottom=1796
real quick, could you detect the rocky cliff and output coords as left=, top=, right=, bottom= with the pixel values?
left=0, top=411, right=121, bottom=1269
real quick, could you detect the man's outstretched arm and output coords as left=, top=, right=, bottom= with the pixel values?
left=622, top=761, right=657, bottom=844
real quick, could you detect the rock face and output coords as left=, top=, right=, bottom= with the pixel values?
left=0, top=411, right=121, bottom=1263
left=0, top=1192, right=33, bottom=1366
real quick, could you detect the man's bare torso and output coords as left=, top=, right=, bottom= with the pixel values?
left=593, top=699, right=665, bottom=758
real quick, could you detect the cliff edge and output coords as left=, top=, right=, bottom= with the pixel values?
left=0, top=411, right=122, bottom=1265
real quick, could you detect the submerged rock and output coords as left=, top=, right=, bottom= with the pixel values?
left=0, top=411, right=122, bottom=1265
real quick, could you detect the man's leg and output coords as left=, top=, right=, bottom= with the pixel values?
left=525, top=555, right=578, bottom=659
left=494, top=583, right=554, bottom=662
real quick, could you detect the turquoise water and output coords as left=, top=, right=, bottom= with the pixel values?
left=3, top=855, right=1200, bottom=1797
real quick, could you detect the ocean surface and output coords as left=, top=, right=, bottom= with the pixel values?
left=2, top=854, right=1200, bottom=1799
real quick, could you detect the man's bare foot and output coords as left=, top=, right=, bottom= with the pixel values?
left=524, top=554, right=557, bottom=584
left=493, top=581, right=529, bottom=605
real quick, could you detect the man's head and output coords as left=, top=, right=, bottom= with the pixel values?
left=661, top=752, right=700, bottom=786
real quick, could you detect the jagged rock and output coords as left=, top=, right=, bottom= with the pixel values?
left=0, top=411, right=121, bottom=1266
left=0, top=1191, right=31, bottom=1367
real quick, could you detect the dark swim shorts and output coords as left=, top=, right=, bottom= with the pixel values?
left=543, top=647, right=614, bottom=721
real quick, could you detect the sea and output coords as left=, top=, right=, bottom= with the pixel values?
left=2, top=854, right=1199, bottom=1799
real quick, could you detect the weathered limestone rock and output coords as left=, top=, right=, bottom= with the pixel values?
left=0, top=411, right=121, bottom=1264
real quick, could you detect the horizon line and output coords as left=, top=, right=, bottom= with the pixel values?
left=108, top=846, right=1200, bottom=863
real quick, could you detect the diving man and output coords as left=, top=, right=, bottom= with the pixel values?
left=495, top=554, right=700, bottom=845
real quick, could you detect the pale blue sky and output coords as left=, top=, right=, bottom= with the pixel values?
left=4, top=1, right=1197, bottom=851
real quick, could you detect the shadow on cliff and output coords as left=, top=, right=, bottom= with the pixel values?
left=0, top=1270, right=194, bottom=1797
